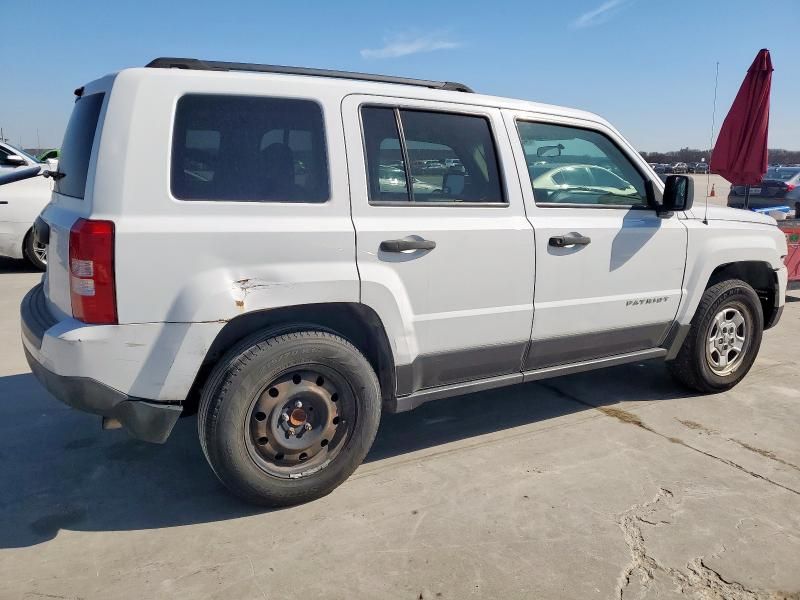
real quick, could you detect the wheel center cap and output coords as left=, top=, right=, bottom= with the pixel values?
left=289, top=408, right=307, bottom=427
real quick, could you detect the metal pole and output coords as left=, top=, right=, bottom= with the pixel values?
left=744, top=184, right=751, bottom=209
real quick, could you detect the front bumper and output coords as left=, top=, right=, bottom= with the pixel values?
left=21, top=284, right=182, bottom=443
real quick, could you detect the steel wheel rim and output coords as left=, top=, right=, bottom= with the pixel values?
left=33, top=241, right=47, bottom=264
left=244, top=365, right=355, bottom=478
left=706, top=305, right=748, bottom=376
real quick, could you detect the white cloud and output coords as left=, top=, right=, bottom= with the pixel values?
left=571, top=0, right=632, bottom=29
left=361, top=32, right=461, bottom=59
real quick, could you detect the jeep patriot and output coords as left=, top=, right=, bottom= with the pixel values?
left=19, top=58, right=788, bottom=505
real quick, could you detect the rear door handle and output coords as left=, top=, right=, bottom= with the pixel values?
left=380, top=238, right=436, bottom=252
left=549, top=233, right=591, bottom=247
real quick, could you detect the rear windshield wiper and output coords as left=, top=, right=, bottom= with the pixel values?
left=42, top=170, right=66, bottom=180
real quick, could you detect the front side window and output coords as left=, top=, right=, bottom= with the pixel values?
left=361, top=106, right=504, bottom=204
left=517, top=121, right=648, bottom=207
left=171, top=95, right=329, bottom=202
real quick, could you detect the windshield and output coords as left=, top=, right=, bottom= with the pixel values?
left=765, top=168, right=800, bottom=181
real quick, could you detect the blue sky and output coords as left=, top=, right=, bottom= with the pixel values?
left=2, top=0, right=798, bottom=151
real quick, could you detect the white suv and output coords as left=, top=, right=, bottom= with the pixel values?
left=19, top=58, right=788, bottom=505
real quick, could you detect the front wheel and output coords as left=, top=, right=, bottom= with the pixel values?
left=668, top=279, right=763, bottom=393
left=198, top=330, right=381, bottom=506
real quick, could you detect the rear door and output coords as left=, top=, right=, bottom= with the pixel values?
left=504, top=111, right=687, bottom=369
left=342, top=95, right=535, bottom=396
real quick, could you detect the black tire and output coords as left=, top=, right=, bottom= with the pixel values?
left=668, top=279, right=763, bottom=393
left=23, top=229, right=46, bottom=271
left=198, top=329, right=381, bottom=506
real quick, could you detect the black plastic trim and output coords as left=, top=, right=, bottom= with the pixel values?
left=33, top=216, right=50, bottom=246
left=662, top=322, right=691, bottom=360
left=524, top=322, right=671, bottom=370
left=20, top=284, right=57, bottom=350
left=146, top=57, right=474, bottom=93
left=395, top=341, right=528, bottom=396
left=392, top=347, right=667, bottom=412
left=23, top=347, right=181, bottom=444
left=765, top=304, right=784, bottom=329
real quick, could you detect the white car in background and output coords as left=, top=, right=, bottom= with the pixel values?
left=0, top=143, right=51, bottom=269
left=0, top=142, right=43, bottom=176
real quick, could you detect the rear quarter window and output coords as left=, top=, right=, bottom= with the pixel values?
left=55, top=93, right=105, bottom=199
left=171, top=94, right=329, bottom=202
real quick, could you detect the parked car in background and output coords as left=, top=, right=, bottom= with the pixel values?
left=0, top=142, right=43, bottom=176
left=378, top=165, right=441, bottom=195
left=36, top=148, right=60, bottom=169
left=694, top=162, right=709, bottom=174
left=672, top=162, right=688, bottom=174
left=728, top=167, right=800, bottom=210
left=443, top=158, right=465, bottom=172
left=0, top=164, right=51, bottom=269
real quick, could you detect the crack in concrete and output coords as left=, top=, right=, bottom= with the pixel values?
left=537, top=383, right=800, bottom=497
left=674, top=419, right=800, bottom=473
left=616, top=488, right=783, bottom=600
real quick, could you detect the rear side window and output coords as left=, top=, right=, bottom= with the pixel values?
left=361, top=106, right=504, bottom=204
left=55, top=93, right=104, bottom=199
left=171, top=95, right=329, bottom=202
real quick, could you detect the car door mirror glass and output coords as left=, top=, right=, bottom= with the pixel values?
left=3, top=154, right=27, bottom=167
left=661, top=174, right=694, bottom=214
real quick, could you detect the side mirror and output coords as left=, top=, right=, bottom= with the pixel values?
left=3, top=154, right=28, bottom=167
left=660, top=174, right=694, bottom=216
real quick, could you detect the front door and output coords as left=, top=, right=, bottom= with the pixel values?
left=343, top=95, right=535, bottom=395
left=504, top=113, right=688, bottom=369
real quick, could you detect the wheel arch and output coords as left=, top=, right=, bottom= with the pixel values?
left=184, top=302, right=397, bottom=415
left=705, top=260, right=779, bottom=327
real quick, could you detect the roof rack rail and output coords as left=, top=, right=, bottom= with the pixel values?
left=145, top=57, right=474, bottom=93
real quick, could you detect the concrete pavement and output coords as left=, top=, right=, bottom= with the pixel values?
left=0, top=257, right=798, bottom=599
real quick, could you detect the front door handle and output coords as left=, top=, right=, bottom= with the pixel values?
left=380, top=238, right=436, bottom=252
left=549, top=233, right=591, bottom=248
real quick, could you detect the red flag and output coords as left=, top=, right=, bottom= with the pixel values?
left=710, top=49, right=772, bottom=185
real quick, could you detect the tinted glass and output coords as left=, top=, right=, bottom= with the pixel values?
left=517, top=121, right=648, bottom=206
left=55, top=93, right=104, bottom=198
left=400, top=110, right=504, bottom=203
left=172, top=95, right=329, bottom=202
left=361, top=106, right=409, bottom=202
left=765, top=168, right=800, bottom=181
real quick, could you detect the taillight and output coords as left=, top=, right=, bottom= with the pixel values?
left=69, top=218, right=117, bottom=324
left=786, top=183, right=796, bottom=192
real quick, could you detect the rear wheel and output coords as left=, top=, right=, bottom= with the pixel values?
left=668, top=279, right=763, bottom=393
left=198, top=330, right=381, bottom=506
left=23, top=229, right=46, bottom=271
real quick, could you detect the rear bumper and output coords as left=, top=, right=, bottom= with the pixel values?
left=21, top=284, right=184, bottom=443
left=24, top=346, right=181, bottom=443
